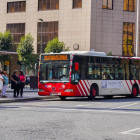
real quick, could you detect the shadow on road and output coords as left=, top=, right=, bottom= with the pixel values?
left=46, top=96, right=140, bottom=103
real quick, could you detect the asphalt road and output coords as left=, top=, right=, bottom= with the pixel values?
left=0, top=96, right=140, bottom=140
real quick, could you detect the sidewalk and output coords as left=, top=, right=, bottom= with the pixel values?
left=0, top=92, right=57, bottom=104
left=6, top=85, right=38, bottom=92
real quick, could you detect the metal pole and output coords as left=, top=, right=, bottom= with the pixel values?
left=135, top=0, right=139, bottom=57
left=41, top=21, right=43, bottom=54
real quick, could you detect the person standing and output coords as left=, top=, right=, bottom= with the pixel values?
left=2, top=71, right=8, bottom=98
left=19, top=71, right=26, bottom=97
left=11, top=70, right=19, bottom=97
left=0, top=71, right=4, bottom=96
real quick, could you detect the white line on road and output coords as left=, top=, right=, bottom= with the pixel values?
left=76, top=105, right=92, bottom=107
left=110, top=102, right=139, bottom=110
left=75, top=102, right=139, bottom=110
left=75, top=103, right=103, bottom=107
left=121, top=127, right=140, bottom=135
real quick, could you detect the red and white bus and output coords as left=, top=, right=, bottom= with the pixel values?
left=38, top=51, right=140, bottom=100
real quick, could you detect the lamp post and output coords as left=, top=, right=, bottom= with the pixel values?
left=38, top=18, right=43, bottom=54
left=135, top=0, right=139, bottom=57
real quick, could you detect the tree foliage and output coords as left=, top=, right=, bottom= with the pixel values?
left=17, top=33, right=34, bottom=61
left=17, top=33, right=38, bottom=71
left=44, top=37, right=69, bottom=53
left=0, top=31, right=13, bottom=62
left=107, top=52, right=112, bottom=56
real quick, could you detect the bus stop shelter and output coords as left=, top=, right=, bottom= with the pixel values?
left=0, top=50, right=17, bottom=55
left=0, top=50, right=18, bottom=81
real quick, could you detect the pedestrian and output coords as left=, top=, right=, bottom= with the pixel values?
left=2, top=71, right=8, bottom=98
left=11, top=70, right=20, bottom=97
left=0, top=71, right=4, bottom=96
left=19, top=71, right=26, bottom=97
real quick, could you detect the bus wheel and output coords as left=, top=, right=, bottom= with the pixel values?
left=59, top=96, right=66, bottom=100
left=104, top=95, right=113, bottom=99
left=131, top=86, right=138, bottom=98
left=88, top=85, right=97, bottom=100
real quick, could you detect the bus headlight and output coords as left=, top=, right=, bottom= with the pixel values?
left=64, top=89, right=73, bottom=92
left=38, top=89, right=44, bottom=92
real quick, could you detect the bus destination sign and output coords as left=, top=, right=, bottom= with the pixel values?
left=43, top=55, right=68, bottom=61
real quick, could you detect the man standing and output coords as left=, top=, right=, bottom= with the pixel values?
left=2, top=71, right=8, bottom=98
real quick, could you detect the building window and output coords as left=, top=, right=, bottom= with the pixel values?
left=102, top=0, right=113, bottom=10
left=38, top=0, right=59, bottom=11
left=7, top=1, right=26, bottom=13
left=123, top=22, right=135, bottom=56
left=124, top=0, right=135, bottom=12
left=73, top=0, right=82, bottom=8
left=37, top=21, right=58, bottom=53
left=6, top=23, right=25, bottom=51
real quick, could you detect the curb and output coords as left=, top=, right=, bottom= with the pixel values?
left=0, top=96, right=58, bottom=104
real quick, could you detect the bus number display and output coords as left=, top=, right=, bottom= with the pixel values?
left=44, top=55, right=67, bottom=61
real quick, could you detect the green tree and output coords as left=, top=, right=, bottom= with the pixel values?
left=0, top=31, right=13, bottom=62
left=17, top=33, right=38, bottom=73
left=44, top=37, right=69, bottom=53
left=107, top=52, right=112, bottom=56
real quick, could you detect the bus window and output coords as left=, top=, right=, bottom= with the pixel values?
left=125, top=65, right=129, bottom=80
left=81, top=69, right=85, bottom=79
left=39, top=61, right=70, bottom=83
left=39, top=63, right=46, bottom=80
left=88, top=63, right=100, bottom=80
left=130, top=65, right=139, bottom=80
left=101, top=64, right=114, bottom=80
left=78, top=62, right=86, bottom=80
left=139, top=69, right=140, bottom=80
left=115, top=64, right=125, bottom=80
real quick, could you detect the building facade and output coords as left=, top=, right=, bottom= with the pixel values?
left=91, top=0, right=138, bottom=56
left=0, top=0, right=139, bottom=58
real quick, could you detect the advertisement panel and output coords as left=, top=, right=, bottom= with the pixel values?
left=101, top=80, right=123, bottom=89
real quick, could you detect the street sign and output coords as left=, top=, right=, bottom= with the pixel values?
left=4, top=61, right=10, bottom=65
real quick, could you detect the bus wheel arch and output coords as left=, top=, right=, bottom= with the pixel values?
left=132, top=84, right=139, bottom=98
left=88, top=84, right=99, bottom=100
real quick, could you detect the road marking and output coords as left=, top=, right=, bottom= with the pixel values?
left=121, top=127, right=140, bottom=135
left=110, top=102, right=139, bottom=110
left=75, top=102, right=138, bottom=109
left=4, top=104, right=140, bottom=116
left=76, top=104, right=92, bottom=107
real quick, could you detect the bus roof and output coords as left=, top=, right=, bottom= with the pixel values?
left=41, top=51, right=140, bottom=60
left=41, top=51, right=106, bottom=56
left=113, top=56, right=140, bottom=60
left=60, top=51, right=106, bottom=56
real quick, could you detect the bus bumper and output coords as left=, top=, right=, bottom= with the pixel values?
left=38, top=91, right=75, bottom=96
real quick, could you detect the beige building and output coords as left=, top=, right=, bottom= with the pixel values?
left=0, top=0, right=139, bottom=72
left=0, top=0, right=91, bottom=53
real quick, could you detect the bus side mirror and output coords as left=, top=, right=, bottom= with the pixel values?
left=75, top=62, right=79, bottom=71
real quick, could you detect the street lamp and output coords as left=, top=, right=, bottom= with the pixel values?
left=38, top=18, right=43, bottom=54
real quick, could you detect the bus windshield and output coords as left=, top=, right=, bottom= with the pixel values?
left=39, top=61, right=70, bottom=83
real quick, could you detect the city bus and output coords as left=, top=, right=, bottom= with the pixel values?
left=38, top=51, right=140, bottom=100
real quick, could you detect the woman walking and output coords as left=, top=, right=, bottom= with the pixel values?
left=2, top=71, right=8, bottom=98
left=19, top=71, right=26, bottom=97
left=11, top=70, right=19, bottom=97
